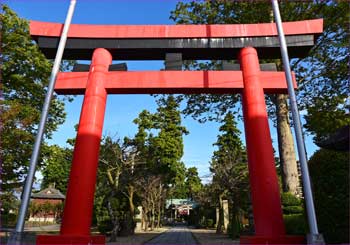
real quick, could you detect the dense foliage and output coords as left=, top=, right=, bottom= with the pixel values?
left=170, top=2, right=349, bottom=139
left=169, top=0, right=349, bottom=199
left=308, top=149, right=349, bottom=244
left=281, top=192, right=307, bottom=235
left=1, top=5, right=66, bottom=214
left=151, top=95, right=189, bottom=184
left=41, top=145, right=72, bottom=194
left=93, top=95, right=190, bottom=239
left=185, top=167, right=202, bottom=199
left=210, top=112, right=249, bottom=236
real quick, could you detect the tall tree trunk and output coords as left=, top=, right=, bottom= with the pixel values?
left=156, top=182, right=162, bottom=228
left=216, top=193, right=224, bottom=234
left=269, top=10, right=300, bottom=196
left=230, top=203, right=241, bottom=239
left=107, top=192, right=120, bottom=242
left=128, top=186, right=135, bottom=218
left=151, top=204, right=155, bottom=230
left=141, top=207, right=145, bottom=231
left=157, top=207, right=161, bottom=228
left=276, top=94, right=300, bottom=195
left=143, top=207, right=148, bottom=231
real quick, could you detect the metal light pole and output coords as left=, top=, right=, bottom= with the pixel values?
left=271, top=1, right=324, bottom=244
left=7, top=1, right=77, bottom=244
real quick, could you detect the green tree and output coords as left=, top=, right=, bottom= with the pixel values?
left=146, top=95, right=189, bottom=227
left=94, top=136, right=134, bottom=240
left=1, top=5, right=66, bottom=209
left=41, top=145, right=72, bottom=194
left=210, top=112, right=248, bottom=236
left=152, top=95, right=189, bottom=184
left=304, top=98, right=350, bottom=143
left=308, top=149, right=349, bottom=243
left=189, top=183, right=217, bottom=228
left=170, top=1, right=348, bottom=127
left=123, top=96, right=189, bottom=230
left=94, top=96, right=189, bottom=236
left=170, top=1, right=349, bottom=195
left=185, top=167, right=202, bottom=199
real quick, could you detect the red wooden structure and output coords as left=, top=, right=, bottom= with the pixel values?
left=29, top=187, right=65, bottom=223
left=31, top=19, right=323, bottom=245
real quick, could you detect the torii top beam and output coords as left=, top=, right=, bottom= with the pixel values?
left=30, top=19, right=323, bottom=60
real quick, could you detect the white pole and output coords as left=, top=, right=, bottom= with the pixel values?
left=8, top=1, right=77, bottom=244
left=271, top=1, right=324, bottom=244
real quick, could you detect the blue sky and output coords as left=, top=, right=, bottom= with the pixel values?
left=4, top=0, right=318, bottom=183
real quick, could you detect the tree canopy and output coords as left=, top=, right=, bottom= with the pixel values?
left=210, top=112, right=249, bottom=235
left=40, top=145, right=72, bottom=194
left=170, top=1, right=349, bottom=141
left=93, top=95, right=190, bottom=237
left=1, top=5, right=66, bottom=197
left=185, top=167, right=202, bottom=199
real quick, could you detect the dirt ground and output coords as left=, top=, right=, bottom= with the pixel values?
left=0, top=227, right=169, bottom=245
left=1, top=226, right=240, bottom=245
left=190, top=228, right=240, bottom=245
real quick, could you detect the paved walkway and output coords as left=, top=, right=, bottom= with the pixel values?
left=145, top=226, right=197, bottom=245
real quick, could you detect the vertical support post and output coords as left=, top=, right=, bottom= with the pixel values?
left=61, top=48, right=111, bottom=235
left=239, top=47, right=304, bottom=244
left=36, top=48, right=111, bottom=245
left=240, top=47, right=285, bottom=237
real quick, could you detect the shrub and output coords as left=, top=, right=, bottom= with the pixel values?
left=206, top=219, right=214, bottom=228
left=97, top=219, right=113, bottom=234
left=281, top=192, right=304, bottom=215
left=0, top=213, right=17, bottom=227
left=227, top=215, right=241, bottom=239
left=284, top=214, right=308, bottom=235
left=280, top=191, right=306, bottom=234
left=283, top=206, right=304, bottom=215
left=281, top=192, right=302, bottom=206
left=308, top=149, right=349, bottom=244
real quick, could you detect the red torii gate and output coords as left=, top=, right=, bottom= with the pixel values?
left=31, top=19, right=323, bottom=245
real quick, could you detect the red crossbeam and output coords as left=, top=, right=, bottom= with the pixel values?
left=30, top=19, right=323, bottom=38
left=55, top=71, right=296, bottom=95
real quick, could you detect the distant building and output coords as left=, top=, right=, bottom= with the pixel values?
left=28, top=186, right=65, bottom=223
left=166, top=199, right=198, bottom=218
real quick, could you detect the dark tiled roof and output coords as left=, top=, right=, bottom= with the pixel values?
left=31, top=187, right=65, bottom=199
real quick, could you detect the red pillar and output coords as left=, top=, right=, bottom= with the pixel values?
left=239, top=47, right=304, bottom=244
left=239, top=48, right=304, bottom=244
left=240, top=47, right=290, bottom=244
left=37, top=48, right=111, bottom=245
left=240, top=47, right=285, bottom=236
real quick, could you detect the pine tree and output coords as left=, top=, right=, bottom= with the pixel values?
left=185, top=167, right=202, bottom=199
left=210, top=112, right=249, bottom=235
left=152, top=95, right=189, bottom=184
